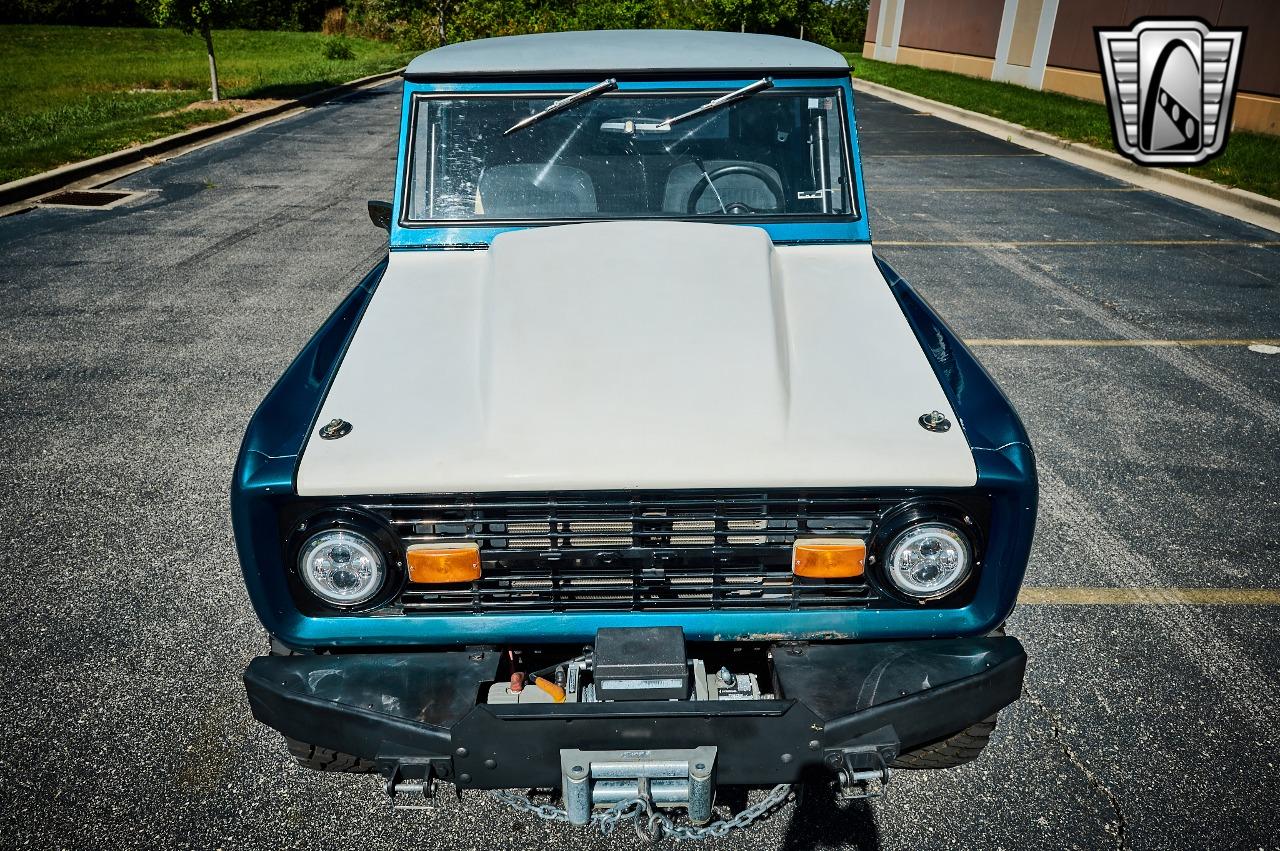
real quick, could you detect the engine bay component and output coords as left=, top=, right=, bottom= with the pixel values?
left=534, top=676, right=567, bottom=703
left=706, top=666, right=762, bottom=701
left=593, top=627, right=689, bottom=701
left=487, top=639, right=774, bottom=705
left=488, top=659, right=586, bottom=704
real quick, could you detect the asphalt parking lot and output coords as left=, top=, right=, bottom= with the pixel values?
left=1, top=80, right=1278, bottom=850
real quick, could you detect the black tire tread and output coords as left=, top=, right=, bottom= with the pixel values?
left=284, top=736, right=378, bottom=773
left=890, top=717, right=997, bottom=770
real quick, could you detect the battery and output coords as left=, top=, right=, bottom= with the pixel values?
left=593, top=627, right=689, bottom=701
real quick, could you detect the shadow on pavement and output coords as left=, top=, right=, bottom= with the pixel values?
left=780, top=781, right=881, bottom=850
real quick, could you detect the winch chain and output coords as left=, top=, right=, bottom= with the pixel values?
left=488, top=783, right=795, bottom=842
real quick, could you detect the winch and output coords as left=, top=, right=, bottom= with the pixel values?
left=485, top=627, right=768, bottom=707
left=561, top=746, right=718, bottom=826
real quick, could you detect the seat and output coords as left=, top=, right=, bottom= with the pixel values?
left=661, top=160, right=783, bottom=214
left=476, top=164, right=598, bottom=218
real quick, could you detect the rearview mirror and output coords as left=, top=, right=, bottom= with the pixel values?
left=368, top=200, right=392, bottom=231
left=599, top=117, right=670, bottom=136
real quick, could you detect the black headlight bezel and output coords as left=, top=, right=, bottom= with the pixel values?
left=867, top=499, right=984, bottom=606
left=283, top=507, right=406, bottom=614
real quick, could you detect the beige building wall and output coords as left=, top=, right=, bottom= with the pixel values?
left=1040, top=66, right=1104, bottom=101
left=895, top=46, right=994, bottom=79
left=1005, top=0, right=1042, bottom=67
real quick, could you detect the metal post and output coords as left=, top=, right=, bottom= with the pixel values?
left=815, top=109, right=832, bottom=214
left=688, top=758, right=714, bottom=825
left=563, top=762, right=591, bottom=825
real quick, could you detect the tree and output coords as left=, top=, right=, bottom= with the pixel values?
left=827, top=0, right=870, bottom=49
left=702, top=0, right=798, bottom=34
left=143, top=0, right=235, bottom=102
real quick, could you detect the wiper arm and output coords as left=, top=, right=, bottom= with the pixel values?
left=504, top=78, right=617, bottom=136
left=658, top=77, right=773, bottom=129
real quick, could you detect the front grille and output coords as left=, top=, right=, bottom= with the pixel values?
left=361, top=491, right=897, bottom=614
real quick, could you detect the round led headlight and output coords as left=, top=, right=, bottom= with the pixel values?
left=297, top=529, right=386, bottom=607
left=884, top=523, right=972, bottom=600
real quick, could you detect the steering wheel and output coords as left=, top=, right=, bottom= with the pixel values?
left=685, top=164, right=784, bottom=216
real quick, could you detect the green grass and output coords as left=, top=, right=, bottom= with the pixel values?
left=849, top=54, right=1280, bottom=202
left=0, top=25, right=415, bottom=184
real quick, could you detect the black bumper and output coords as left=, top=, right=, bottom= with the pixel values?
left=244, top=637, right=1026, bottom=787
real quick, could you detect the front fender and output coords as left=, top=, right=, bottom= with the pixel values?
left=232, top=260, right=387, bottom=635
left=880, top=255, right=1038, bottom=628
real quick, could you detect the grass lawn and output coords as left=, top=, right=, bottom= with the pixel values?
left=849, top=54, right=1280, bottom=202
left=0, top=25, right=415, bottom=185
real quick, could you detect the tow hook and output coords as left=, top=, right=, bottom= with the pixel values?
left=381, top=761, right=438, bottom=810
left=825, top=742, right=896, bottom=801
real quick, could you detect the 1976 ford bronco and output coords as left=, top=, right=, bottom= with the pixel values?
left=234, top=30, right=1036, bottom=838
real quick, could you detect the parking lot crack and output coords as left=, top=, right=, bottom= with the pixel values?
left=1024, top=685, right=1129, bottom=850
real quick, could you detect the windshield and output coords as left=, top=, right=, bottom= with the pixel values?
left=403, top=89, right=854, bottom=223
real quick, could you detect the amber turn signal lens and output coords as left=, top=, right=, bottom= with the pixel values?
left=407, top=542, right=481, bottom=583
left=793, top=538, right=866, bottom=578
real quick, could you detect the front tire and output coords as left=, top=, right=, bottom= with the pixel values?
left=284, top=737, right=377, bottom=773
left=890, top=716, right=997, bottom=770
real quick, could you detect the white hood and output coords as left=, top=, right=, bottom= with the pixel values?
left=296, top=222, right=976, bottom=495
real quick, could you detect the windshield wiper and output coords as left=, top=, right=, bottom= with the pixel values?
left=657, top=77, right=774, bottom=129
left=504, top=78, right=618, bottom=136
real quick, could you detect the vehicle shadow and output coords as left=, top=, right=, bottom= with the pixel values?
left=779, top=781, right=882, bottom=850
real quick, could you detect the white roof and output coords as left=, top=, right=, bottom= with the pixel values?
left=405, top=30, right=849, bottom=78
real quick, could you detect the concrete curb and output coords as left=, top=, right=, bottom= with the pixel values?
left=0, top=67, right=404, bottom=209
left=851, top=78, right=1280, bottom=236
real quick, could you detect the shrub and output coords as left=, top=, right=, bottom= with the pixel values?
left=322, top=35, right=356, bottom=59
